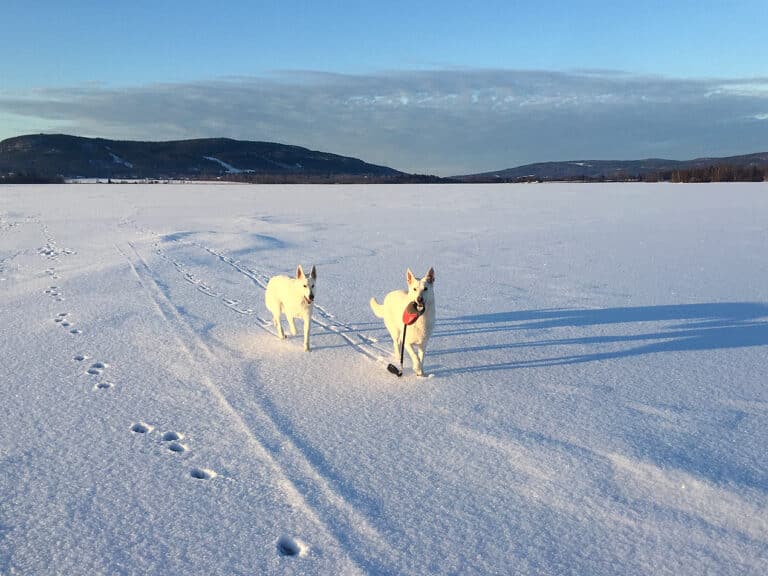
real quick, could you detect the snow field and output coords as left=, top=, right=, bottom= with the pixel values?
left=1, top=182, right=767, bottom=575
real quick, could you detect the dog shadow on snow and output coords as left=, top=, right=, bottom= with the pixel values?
left=431, top=302, right=768, bottom=374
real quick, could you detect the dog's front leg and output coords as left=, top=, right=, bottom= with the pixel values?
left=406, top=343, right=423, bottom=376
left=416, top=346, right=426, bottom=376
left=303, top=314, right=311, bottom=352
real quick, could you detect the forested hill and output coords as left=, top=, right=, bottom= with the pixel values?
left=454, top=153, right=768, bottom=182
left=0, top=134, right=417, bottom=182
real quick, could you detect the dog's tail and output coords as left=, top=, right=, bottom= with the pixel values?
left=369, top=297, right=385, bottom=318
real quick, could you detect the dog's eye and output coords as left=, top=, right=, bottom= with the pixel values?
left=303, top=284, right=307, bottom=288
left=424, top=287, right=428, bottom=291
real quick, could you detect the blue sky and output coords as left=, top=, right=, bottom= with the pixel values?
left=2, top=0, right=767, bottom=175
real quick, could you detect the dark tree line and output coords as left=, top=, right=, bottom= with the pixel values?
left=642, top=164, right=767, bottom=183
left=3, top=165, right=766, bottom=185
left=206, top=172, right=451, bottom=184
left=0, top=172, right=65, bottom=184
left=500, top=164, right=768, bottom=184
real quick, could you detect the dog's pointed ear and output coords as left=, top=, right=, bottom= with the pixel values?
left=426, top=267, right=435, bottom=284
left=310, top=265, right=317, bottom=279
left=296, top=265, right=305, bottom=280
left=406, top=268, right=414, bottom=285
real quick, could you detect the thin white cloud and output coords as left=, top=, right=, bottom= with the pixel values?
left=2, top=70, right=767, bottom=175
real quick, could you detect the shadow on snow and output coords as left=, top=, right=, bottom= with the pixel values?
left=434, top=303, right=768, bottom=493
left=433, top=302, right=768, bottom=373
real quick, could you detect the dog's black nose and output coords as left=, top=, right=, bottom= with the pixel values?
left=417, top=296, right=424, bottom=304
left=309, top=293, right=314, bottom=301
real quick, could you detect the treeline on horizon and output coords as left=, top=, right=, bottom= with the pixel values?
left=0, top=172, right=65, bottom=184
left=213, top=172, right=449, bottom=184
left=3, top=164, right=768, bottom=185
left=644, top=164, right=768, bottom=183
left=505, top=164, right=768, bottom=184
left=0, top=172, right=448, bottom=185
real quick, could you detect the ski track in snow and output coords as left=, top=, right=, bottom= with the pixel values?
left=131, top=222, right=394, bottom=362
left=119, top=239, right=407, bottom=573
left=0, top=251, right=22, bottom=282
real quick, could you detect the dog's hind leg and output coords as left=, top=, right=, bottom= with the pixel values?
left=273, top=313, right=285, bottom=339
left=388, top=325, right=402, bottom=359
left=287, top=317, right=298, bottom=336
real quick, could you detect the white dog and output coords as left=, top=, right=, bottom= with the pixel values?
left=265, top=264, right=317, bottom=351
left=370, top=267, right=435, bottom=376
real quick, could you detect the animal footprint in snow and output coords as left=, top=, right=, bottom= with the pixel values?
left=167, top=442, right=188, bottom=453
left=189, top=467, right=217, bottom=480
left=276, top=535, right=308, bottom=557
left=38, top=244, right=75, bottom=259
left=73, top=353, right=89, bottom=362
left=44, top=286, right=63, bottom=300
left=53, top=312, right=76, bottom=330
left=161, top=431, right=188, bottom=454
left=130, top=421, right=153, bottom=434
left=94, top=381, right=114, bottom=390
left=87, top=361, right=108, bottom=375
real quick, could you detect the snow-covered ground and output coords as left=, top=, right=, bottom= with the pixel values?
left=1, top=182, right=767, bottom=575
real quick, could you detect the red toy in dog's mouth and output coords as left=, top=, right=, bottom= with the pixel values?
left=403, top=301, right=424, bottom=325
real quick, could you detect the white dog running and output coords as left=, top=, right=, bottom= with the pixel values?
left=370, top=267, right=435, bottom=376
left=265, top=264, right=317, bottom=351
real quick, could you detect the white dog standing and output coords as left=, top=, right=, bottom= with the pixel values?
left=265, top=265, right=317, bottom=351
left=370, top=267, right=435, bottom=376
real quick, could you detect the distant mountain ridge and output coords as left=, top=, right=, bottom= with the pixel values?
left=0, top=134, right=405, bottom=181
left=3, top=133, right=768, bottom=184
left=454, top=152, right=768, bottom=182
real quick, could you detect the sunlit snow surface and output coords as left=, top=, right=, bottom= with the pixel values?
left=1, top=183, right=767, bottom=575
